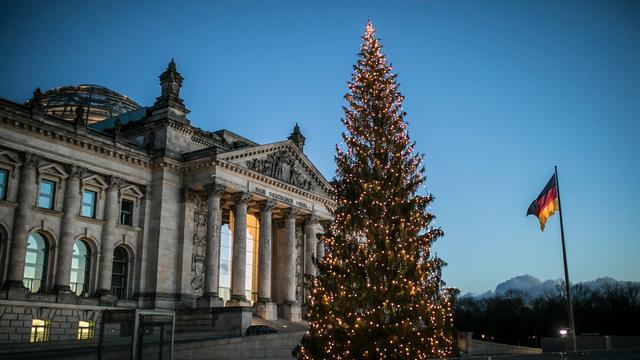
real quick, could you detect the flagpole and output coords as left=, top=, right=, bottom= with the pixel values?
left=555, top=165, right=577, bottom=352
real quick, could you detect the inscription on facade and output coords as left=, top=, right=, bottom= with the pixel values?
left=252, top=185, right=312, bottom=211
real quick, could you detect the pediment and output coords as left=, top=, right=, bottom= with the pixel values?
left=218, top=141, right=332, bottom=197
left=121, top=184, right=144, bottom=199
left=0, top=150, right=21, bottom=168
left=39, top=163, right=68, bottom=179
left=82, top=174, right=108, bottom=189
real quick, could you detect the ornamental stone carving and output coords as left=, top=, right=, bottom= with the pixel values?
left=107, top=176, right=123, bottom=190
left=204, top=182, right=226, bottom=196
left=65, top=165, right=87, bottom=179
left=233, top=191, right=252, bottom=204
left=245, top=150, right=313, bottom=191
left=260, top=199, right=277, bottom=212
left=295, top=223, right=304, bottom=303
left=189, top=193, right=207, bottom=294
left=24, top=152, right=42, bottom=169
left=284, top=207, right=301, bottom=219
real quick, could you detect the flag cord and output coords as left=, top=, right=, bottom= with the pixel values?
left=555, top=165, right=577, bottom=352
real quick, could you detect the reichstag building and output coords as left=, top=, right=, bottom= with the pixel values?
left=0, top=60, right=333, bottom=347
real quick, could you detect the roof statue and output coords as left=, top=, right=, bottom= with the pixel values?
left=288, top=123, right=306, bottom=152
left=30, top=87, right=44, bottom=112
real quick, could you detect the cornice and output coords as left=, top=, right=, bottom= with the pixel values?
left=150, top=156, right=184, bottom=171
left=219, top=140, right=332, bottom=194
left=217, top=159, right=335, bottom=208
left=0, top=113, right=150, bottom=169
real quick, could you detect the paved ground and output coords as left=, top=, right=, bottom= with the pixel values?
left=251, top=316, right=309, bottom=333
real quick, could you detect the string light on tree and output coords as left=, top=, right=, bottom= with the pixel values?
left=296, top=21, right=455, bottom=359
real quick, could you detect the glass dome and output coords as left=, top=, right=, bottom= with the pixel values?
left=29, top=84, right=141, bottom=124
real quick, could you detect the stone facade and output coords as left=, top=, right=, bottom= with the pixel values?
left=0, top=60, right=333, bottom=346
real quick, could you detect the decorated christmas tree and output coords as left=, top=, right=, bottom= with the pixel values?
left=297, top=21, right=455, bottom=359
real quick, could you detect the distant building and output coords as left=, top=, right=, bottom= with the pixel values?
left=0, top=60, right=332, bottom=346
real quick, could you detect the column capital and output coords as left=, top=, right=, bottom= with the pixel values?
left=260, top=199, right=277, bottom=212
left=65, top=164, right=87, bottom=179
left=107, top=176, right=124, bottom=190
left=284, top=207, right=301, bottom=220
left=204, top=182, right=226, bottom=197
left=233, top=191, right=252, bottom=204
left=305, top=214, right=320, bottom=225
left=143, top=184, right=152, bottom=199
left=319, top=220, right=332, bottom=232
left=23, top=152, right=42, bottom=169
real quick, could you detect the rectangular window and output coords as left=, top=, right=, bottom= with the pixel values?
left=30, top=319, right=49, bottom=342
left=81, top=190, right=97, bottom=218
left=77, top=320, right=95, bottom=340
left=120, top=199, right=134, bottom=226
left=0, top=169, right=8, bottom=200
left=37, top=180, right=56, bottom=209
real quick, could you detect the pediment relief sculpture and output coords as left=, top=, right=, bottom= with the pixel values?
left=245, top=149, right=314, bottom=192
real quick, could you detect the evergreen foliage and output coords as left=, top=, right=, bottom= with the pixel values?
left=297, top=21, right=455, bottom=359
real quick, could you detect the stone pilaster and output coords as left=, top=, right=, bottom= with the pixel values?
left=5, top=152, right=40, bottom=293
left=54, top=165, right=86, bottom=295
left=228, top=192, right=252, bottom=306
left=255, top=200, right=277, bottom=320
left=97, top=176, right=122, bottom=304
left=197, top=182, right=226, bottom=308
left=283, top=208, right=301, bottom=321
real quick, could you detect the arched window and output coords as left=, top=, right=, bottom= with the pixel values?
left=70, top=240, right=91, bottom=296
left=111, top=246, right=128, bottom=299
left=23, top=233, right=48, bottom=293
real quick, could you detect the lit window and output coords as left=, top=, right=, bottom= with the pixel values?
left=23, top=232, right=47, bottom=293
left=37, top=179, right=56, bottom=209
left=70, top=240, right=90, bottom=296
left=218, top=223, right=232, bottom=302
left=77, top=320, right=94, bottom=340
left=217, top=213, right=260, bottom=304
left=120, top=199, right=134, bottom=226
left=245, top=214, right=259, bottom=303
left=81, top=190, right=97, bottom=218
left=30, top=319, right=49, bottom=342
left=0, top=168, right=8, bottom=200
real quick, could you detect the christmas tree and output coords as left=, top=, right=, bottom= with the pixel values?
left=297, top=21, right=456, bottom=359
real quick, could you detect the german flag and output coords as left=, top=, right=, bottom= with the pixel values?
left=527, top=175, right=559, bottom=231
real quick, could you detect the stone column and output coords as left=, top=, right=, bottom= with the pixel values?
left=303, top=215, right=319, bottom=303
left=256, top=200, right=277, bottom=319
left=54, top=165, right=85, bottom=295
left=97, top=176, right=122, bottom=303
left=197, top=183, right=226, bottom=308
left=316, top=240, right=325, bottom=261
left=283, top=208, right=301, bottom=321
left=228, top=192, right=252, bottom=306
left=5, top=153, right=40, bottom=292
left=317, top=222, right=327, bottom=261
left=304, top=215, right=319, bottom=278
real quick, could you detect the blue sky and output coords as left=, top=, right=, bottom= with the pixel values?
left=1, top=0, right=638, bottom=294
